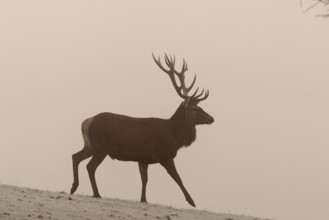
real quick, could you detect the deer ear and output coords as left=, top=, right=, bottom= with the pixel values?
left=195, top=100, right=200, bottom=105
left=189, top=99, right=199, bottom=106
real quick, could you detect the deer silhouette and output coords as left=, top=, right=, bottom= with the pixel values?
left=70, top=54, right=214, bottom=207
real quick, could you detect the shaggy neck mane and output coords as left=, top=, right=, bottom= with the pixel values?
left=170, top=105, right=196, bottom=149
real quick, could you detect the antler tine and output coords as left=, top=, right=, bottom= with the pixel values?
left=152, top=53, right=170, bottom=73
left=172, top=55, right=176, bottom=68
left=193, top=89, right=209, bottom=102
left=202, top=90, right=210, bottom=100
left=179, top=59, right=186, bottom=75
left=183, top=58, right=188, bottom=72
left=185, top=74, right=197, bottom=93
left=190, top=87, right=199, bottom=98
left=164, top=53, right=175, bottom=69
left=172, top=58, right=193, bottom=96
left=192, top=88, right=205, bottom=99
left=173, top=58, right=188, bottom=76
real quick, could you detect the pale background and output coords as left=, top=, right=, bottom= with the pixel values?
left=0, top=1, right=328, bottom=220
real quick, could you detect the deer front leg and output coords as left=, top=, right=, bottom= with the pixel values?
left=160, top=159, right=195, bottom=207
left=138, top=162, right=149, bottom=203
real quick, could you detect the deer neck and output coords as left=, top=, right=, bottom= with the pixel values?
left=170, top=107, right=197, bottom=148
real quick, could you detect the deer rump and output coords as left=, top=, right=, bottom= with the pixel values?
left=84, top=112, right=181, bottom=164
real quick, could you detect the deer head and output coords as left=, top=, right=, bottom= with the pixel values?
left=152, top=53, right=214, bottom=125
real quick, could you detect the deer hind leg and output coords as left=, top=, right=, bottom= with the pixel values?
left=86, top=153, right=106, bottom=198
left=138, top=162, right=149, bottom=203
left=71, top=146, right=93, bottom=195
left=160, top=159, right=196, bottom=207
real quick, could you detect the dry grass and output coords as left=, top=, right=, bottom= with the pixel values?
left=0, top=184, right=269, bottom=220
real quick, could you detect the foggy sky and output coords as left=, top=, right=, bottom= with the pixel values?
left=1, top=1, right=328, bottom=220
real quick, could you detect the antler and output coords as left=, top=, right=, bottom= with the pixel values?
left=152, top=53, right=209, bottom=102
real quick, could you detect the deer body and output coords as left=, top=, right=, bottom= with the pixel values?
left=83, top=111, right=197, bottom=164
left=70, top=54, right=214, bottom=207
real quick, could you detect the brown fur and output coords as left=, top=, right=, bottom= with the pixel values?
left=70, top=101, right=213, bottom=207
left=70, top=54, right=214, bottom=207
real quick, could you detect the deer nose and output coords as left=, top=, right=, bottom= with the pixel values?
left=209, top=116, right=214, bottom=124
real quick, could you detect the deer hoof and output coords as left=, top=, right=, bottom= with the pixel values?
left=186, top=197, right=196, bottom=207
left=70, top=184, right=78, bottom=195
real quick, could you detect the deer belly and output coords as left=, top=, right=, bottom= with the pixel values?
left=107, top=144, right=176, bottom=164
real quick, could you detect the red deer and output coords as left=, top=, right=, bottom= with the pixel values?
left=70, top=54, right=214, bottom=207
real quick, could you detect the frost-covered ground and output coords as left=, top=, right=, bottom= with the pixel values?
left=0, top=184, right=269, bottom=220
